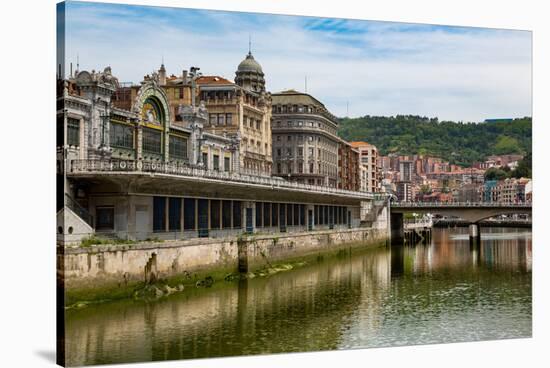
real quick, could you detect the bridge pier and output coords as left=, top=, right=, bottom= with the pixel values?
left=469, top=223, right=481, bottom=245
left=390, top=213, right=404, bottom=244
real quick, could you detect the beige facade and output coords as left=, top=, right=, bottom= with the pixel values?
left=197, top=51, right=273, bottom=176
left=350, top=141, right=380, bottom=193
left=271, top=90, right=340, bottom=187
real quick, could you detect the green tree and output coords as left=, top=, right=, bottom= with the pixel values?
left=493, top=135, right=522, bottom=155
left=338, top=116, right=531, bottom=167
left=484, top=167, right=509, bottom=181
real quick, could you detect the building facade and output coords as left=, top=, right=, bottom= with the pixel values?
left=57, top=66, right=378, bottom=245
left=350, top=141, right=379, bottom=193
left=338, top=140, right=361, bottom=192
left=197, top=51, right=273, bottom=176
left=271, top=90, right=340, bottom=187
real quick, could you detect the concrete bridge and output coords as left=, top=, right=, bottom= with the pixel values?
left=390, top=202, right=532, bottom=244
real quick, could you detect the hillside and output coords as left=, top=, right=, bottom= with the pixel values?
left=338, top=115, right=532, bottom=166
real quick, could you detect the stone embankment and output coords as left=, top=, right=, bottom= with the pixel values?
left=59, top=228, right=388, bottom=304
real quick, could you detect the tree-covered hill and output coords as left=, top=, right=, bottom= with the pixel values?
left=338, top=115, right=532, bottom=166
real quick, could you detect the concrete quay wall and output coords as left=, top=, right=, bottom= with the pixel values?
left=60, top=228, right=388, bottom=294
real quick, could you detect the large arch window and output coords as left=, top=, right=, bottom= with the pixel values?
left=140, top=95, right=167, bottom=156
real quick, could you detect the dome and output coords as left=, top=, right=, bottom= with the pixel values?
left=237, top=52, right=263, bottom=74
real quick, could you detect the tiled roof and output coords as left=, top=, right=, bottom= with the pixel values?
left=196, top=76, right=234, bottom=85
left=349, top=141, right=371, bottom=147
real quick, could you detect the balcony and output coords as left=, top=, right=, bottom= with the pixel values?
left=69, top=159, right=382, bottom=200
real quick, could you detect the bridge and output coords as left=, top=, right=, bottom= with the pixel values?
left=390, top=202, right=532, bottom=244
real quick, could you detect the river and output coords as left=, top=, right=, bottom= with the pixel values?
left=64, top=227, right=532, bottom=366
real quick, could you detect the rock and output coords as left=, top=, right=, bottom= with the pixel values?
left=162, top=285, right=177, bottom=295
left=204, top=276, right=214, bottom=287
left=150, top=285, right=164, bottom=298
left=177, top=284, right=185, bottom=291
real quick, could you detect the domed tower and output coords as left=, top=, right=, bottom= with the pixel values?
left=235, top=51, right=265, bottom=93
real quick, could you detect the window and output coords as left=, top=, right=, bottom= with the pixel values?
left=226, top=113, right=232, bottom=125
left=287, top=121, right=292, bottom=127
left=287, top=148, right=292, bottom=156
left=96, top=207, right=114, bottom=230
left=67, top=118, right=80, bottom=146
left=298, top=147, right=303, bottom=156
left=209, top=114, right=217, bottom=126
left=224, top=157, right=230, bottom=172
left=263, top=203, right=271, bottom=227
left=213, top=155, right=220, bottom=171
left=271, top=203, right=278, bottom=227
left=143, top=128, right=162, bottom=154
left=222, top=201, right=232, bottom=229
left=202, top=152, right=208, bottom=169
left=309, top=163, right=314, bottom=173
left=210, top=200, right=220, bottom=229
left=277, top=163, right=281, bottom=173
left=169, top=135, right=187, bottom=160
left=174, top=106, right=182, bottom=121
left=314, top=205, right=319, bottom=225
left=184, top=198, right=196, bottom=230
left=256, top=120, right=261, bottom=130
left=153, top=197, right=166, bottom=232
left=169, top=197, right=181, bottom=231
left=277, top=136, right=281, bottom=142
left=179, top=87, right=184, bottom=99
left=286, top=204, right=293, bottom=226
left=293, top=204, right=299, bottom=226
left=256, top=202, right=262, bottom=227
left=218, top=114, right=225, bottom=126
left=233, top=201, right=242, bottom=228
left=277, top=148, right=281, bottom=157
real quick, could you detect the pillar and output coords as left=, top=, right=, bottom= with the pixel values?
left=469, top=223, right=481, bottom=245
left=390, top=212, right=404, bottom=244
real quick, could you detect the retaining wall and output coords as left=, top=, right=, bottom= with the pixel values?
left=60, top=228, right=388, bottom=293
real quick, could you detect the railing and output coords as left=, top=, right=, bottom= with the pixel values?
left=392, top=201, right=531, bottom=208
left=69, top=159, right=382, bottom=199
left=65, top=194, right=94, bottom=227
left=404, top=218, right=433, bottom=229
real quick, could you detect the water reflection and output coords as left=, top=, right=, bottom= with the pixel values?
left=65, top=227, right=532, bottom=366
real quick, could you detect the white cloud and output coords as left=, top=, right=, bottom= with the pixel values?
left=64, top=3, right=531, bottom=122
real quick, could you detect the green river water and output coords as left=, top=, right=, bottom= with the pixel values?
left=64, top=227, right=532, bottom=366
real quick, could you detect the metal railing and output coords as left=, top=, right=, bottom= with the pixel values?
left=69, top=159, right=384, bottom=199
left=392, top=201, right=531, bottom=208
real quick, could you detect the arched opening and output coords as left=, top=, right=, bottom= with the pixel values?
left=142, top=96, right=166, bottom=127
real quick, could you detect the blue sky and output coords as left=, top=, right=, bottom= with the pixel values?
left=62, top=1, right=532, bottom=122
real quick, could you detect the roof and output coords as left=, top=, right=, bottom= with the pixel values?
left=196, top=76, right=235, bottom=86
left=237, top=52, right=263, bottom=73
left=271, top=90, right=326, bottom=109
left=349, top=141, right=372, bottom=148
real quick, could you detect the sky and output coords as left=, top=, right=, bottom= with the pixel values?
left=61, top=1, right=532, bottom=122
